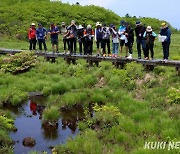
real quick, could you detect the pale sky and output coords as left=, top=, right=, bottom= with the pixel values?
left=61, top=0, right=180, bottom=29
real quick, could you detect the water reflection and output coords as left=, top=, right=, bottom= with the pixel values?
left=10, top=97, right=85, bottom=154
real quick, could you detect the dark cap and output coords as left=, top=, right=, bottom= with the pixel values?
left=38, top=23, right=42, bottom=26
left=120, top=20, right=126, bottom=25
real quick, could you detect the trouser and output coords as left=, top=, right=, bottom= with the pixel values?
left=79, top=42, right=83, bottom=55
left=29, top=39, right=37, bottom=50
left=84, top=41, right=93, bottom=55
left=136, top=39, right=146, bottom=58
left=96, top=38, right=102, bottom=49
left=63, top=38, right=70, bottom=51
left=112, top=43, right=119, bottom=54
left=69, top=38, right=77, bottom=54
left=162, top=42, right=170, bottom=59
left=145, top=43, right=154, bottom=58
left=102, top=39, right=110, bottom=54
left=127, top=40, right=133, bottom=54
left=38, top=39, right=47, bottom=51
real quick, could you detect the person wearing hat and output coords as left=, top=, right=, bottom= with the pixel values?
left=125, top=23, right=134, bottom=59
left=28, top=23, right=37, bottom=51
left=48, top=23, right=60, bottom=53
left=83, top=24, right=94, bottom=55
left=36, top=23, right=47, bottom=52
left=160, top=22, right=172, bottom=61
left=135, top=21, right=146, bottom=59
left=95, top=22, right=103, bottom=56
left=67, top=20, right=78, bottom=55
left=77, top=25, right=85, bottom=55
left=118, top=20, right=128, bottom=57
left=102, top=23, right=111, bottom=57
left=60, top=22, right=70, bottom=54
left=143, top=26, right=157, bottom=60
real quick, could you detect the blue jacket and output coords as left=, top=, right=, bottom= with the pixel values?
left=160, top=27, right=171, bottom=43
left=36, top=27, right=47, bottom=40
left=95, top=27, right=103, bottom=40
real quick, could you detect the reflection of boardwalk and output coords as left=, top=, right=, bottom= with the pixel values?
left=0, top=48, right=180, bottom=74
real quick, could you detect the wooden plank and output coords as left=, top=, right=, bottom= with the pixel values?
left=0, top=48, right=180, bottom=68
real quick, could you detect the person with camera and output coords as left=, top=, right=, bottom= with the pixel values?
left=102, top=23, right=111, bottom=57
left=83, top=25, right=94, bottom=55
left=95, top=22, right=103, bottom=56
left=60, top=22, right=70, bottom=54
left=67, top=20, right=78, bottom=55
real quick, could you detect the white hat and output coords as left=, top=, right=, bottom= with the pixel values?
left=78, top=25, right=84, bottom=29
left=146, top=26, right=152, bottom=32
left=31, top=23, right=35, bottom=26
left=87, top=25, right=91, bottom=29
left=96, top=22, right=101, bottom=27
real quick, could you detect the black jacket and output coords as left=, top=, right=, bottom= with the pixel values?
left=125, top=28, right=134, bottom=42
left=135, top=25, right=146, bottom=40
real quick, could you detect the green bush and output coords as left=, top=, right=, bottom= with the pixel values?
left=168, top=88, right=180, bottom=104
left=42, top=106, right=60, bottom=122
left=0, top=52, right=37, bottom=74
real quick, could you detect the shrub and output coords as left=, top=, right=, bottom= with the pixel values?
left=93, top=104, right=121, bottom=127
left=167, top=88, right=180, bottom=104
left=0, top=115, right=14, bottom=130
left=0, top=52, right=38, bottom=74
left=42, top=106, right=60, bottom=122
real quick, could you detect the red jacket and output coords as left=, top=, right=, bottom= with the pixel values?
left=28, top=28, right=36, bottom=39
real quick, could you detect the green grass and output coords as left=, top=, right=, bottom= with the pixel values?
left=0, top=49, right=179, bottom=153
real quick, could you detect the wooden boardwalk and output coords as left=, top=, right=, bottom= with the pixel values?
left=0, top=48, right=180, bottom=75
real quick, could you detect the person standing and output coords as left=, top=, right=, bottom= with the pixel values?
left=28, top=23, right=37, bottom=51
left=102, top=23, right=111, bottom=57
left=160, top=23, right=172, bottom=61
left=77, top=25, right=84, bottom=55
left=60, top=22, right=70, bottom=54
left=125, top=23, right=134, bottom=59
left=48, top=23, right=59, bottom=53
left=67, top=20, right=78, bottom=55
left=84, top=25, right=94, bottom=55
left=143, top=26, right=157, bottom=60
left=36, top=23, right=47, bottom=52
left=118, top=20, right=128, bottom=57
left=135, top=21, right=146, bottom=59
left=95, top=22, right=103, bottom=56
left=110, top=24, right=119, bottom=58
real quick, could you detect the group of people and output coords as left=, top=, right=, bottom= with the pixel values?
left=28, top=20, right=171, bottom=61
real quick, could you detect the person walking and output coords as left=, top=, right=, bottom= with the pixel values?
left=102, top=23, right=111, bottom=57
left=36, top=23, right=47, bottom=52
left=143, top=26, right=157, bottom=60
left=135, top=21, right=146, bottom=59
left=67, top=20, right=78, bottom=55
left=77, top=25, right=85, bottom=55
left=160, top=23, right=172, bottom=62
left=28, top=23, right=37, bottom=51
left=110, top=24, right=119, bottom=58
left=60, top=22, right=70, bottom=54
left=48, top=23, right=59, bottom=53
left=125, top=23, right=134, bottom=59
left=95, top=22, right=103, bottom=56
left=83, top=25, right=94, bottom=55
left=118, top=20, right=128, bottom=57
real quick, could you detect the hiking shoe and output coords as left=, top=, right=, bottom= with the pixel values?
left=103, top=54, right=106, bottom=57
left=108, top=54, right=112, bottom=57
left=127, top=54, right=132, bottom=59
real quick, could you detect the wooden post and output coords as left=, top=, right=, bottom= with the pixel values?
left=176, top=67, right=180, bottom=76
left=144, top=64, right=155, bottom=71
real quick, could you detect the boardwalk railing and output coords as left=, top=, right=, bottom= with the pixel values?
left=0, top=48, right=180, bottom=75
